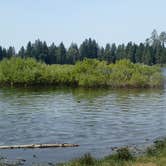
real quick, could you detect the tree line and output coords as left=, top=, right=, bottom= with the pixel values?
left=0, top=29, right=166, bottom=65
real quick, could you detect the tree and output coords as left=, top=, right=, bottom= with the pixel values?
left=67, top=43, right=79, bottom=64
left=26, top=41, right=32, bottom=57
left=40, top=41, right=48, bottom=62
left=110, top=43, right=116, bottom=63
left=104, top=43, right=112, bottom=63
left=116, top=44, right=125, bottom=60
left=2, top=48, right=7, bottom=58
left=155, top=44, right=163, bottom=64
left=125, top=42, right=137, bottom=63
left=142, top=44, right=153, bottom=65
left=135, top=43, right=144, bottom=63
left=0, top=46, right=3, bottom=60
left=18, top=46, right=25, bottom=58
left=97, top=46, right=105, bottom=60
left=7, top=46, right=15, bottom=58
left=151, top=29, right=159, bottom=46
left=79, top=38, right=98, bottom=60
left=57, top=42, right=66, bottom=64
left=46, top=43, right=57, bottom=64
left=159, top=32, right=166, bottom=47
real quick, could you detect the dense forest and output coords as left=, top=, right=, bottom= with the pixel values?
left=0, top=30, right=166, bottom=65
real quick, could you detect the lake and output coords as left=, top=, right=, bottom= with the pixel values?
left=0, top=69, right=166, bottom=165
left=0, top=72, right=166, bottom=165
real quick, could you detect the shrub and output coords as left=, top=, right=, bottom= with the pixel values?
left=0, top=58, right=163, bottom=88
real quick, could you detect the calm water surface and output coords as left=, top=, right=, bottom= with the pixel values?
left=0, top=83, right=166, bottom=164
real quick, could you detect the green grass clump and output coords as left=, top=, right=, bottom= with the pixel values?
left=0, top=57, right=163, bottom=88
left=116, top=148, right=134, bottom=161
left=76, top=153, right=96, bottom=166
left=57, top=139, right=166, bottom=166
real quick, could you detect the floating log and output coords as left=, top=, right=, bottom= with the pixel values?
left=0, top=143, right=79, bottom=149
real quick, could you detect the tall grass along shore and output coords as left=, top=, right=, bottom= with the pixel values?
left=0, top=57, right=163, bottom=88
left=57, top=138, right=166, bottom=166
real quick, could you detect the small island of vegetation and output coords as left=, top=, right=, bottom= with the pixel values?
left=0, top=57, right=163, bottom=88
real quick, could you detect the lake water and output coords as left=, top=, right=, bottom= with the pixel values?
left=0, top=71, right=166, bottom=165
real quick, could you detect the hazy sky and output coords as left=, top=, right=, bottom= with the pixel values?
left=0, top=0, right=166, bottom=50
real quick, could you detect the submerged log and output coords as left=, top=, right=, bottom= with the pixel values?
left=0, top=143, right=79, bottom=149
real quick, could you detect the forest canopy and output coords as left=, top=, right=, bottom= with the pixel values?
left=0, top=30, right=166, bottom=65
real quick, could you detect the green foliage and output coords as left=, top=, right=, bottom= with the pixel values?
left=146, top=139, right=166, bottom=157
left=73, top=59, right=111, bottom=87
left=0, top=57, right=44, bottom=85
left=0, top=58, right=163, bottom=88
left=116, top=148, right=134, bottom=161
left=78, top=153, right=95, bottom=166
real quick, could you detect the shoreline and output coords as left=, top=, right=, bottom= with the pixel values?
left=0, top=138, right=166, bottom=166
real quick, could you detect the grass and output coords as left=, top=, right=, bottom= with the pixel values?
left=0, top=57, right=163, bottom=88
left=57, top=139, right=166, bottom=166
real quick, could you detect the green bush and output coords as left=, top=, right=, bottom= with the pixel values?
left=0, top=57, right=163, bottom=88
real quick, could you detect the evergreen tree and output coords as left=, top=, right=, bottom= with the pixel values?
left=125, top=42, right=136, bottom=62
left=7, top=46, right=15, bottom=58
left=0, top=46, right=3, bottom=60
left=2, top=48, right=7, bottom=58
left=142, top=44, right=153, bottom=65
left=0, top=30, right=166, bottom=65
left=46, top=43, right=57, bottom=64
left=159, top=32, right=166, bottom=47
left=67, top=43, right=79, bottom=64
left=97, top=46, right=105, bottom=60
left=18, top=46, right=25, bottom=58
left=79, top=38, right=98, bottom=59
left=110, top=43, right=116, bottom=63
left=26, top=41, right=32, bottom=57
left=116, top=44, right=125, bottom=60
left=57, top=42, right=66, bottom=64
left=104, top=43, right=111, bottom=63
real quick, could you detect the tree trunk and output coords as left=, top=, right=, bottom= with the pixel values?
left=0, top=143, right=79, bottom=149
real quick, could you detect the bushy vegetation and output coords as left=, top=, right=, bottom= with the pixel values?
left=0, top=57, right=163, bottom=88
left=0, top=57, right=75, bottom=86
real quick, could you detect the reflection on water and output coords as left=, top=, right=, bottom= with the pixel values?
left=0, top=87, right=165, bottom=165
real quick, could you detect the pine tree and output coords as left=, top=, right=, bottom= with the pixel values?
left=0, top=46, right=3, bottom=60
left=110, top=43, right=116, bottom=63
left=18, top=46, right=25, bottom=58
left=67, top=43, right=79, bottom=64
left=104, top=44, right=111, bottom=63
left=57, top=42, right=66, bottom=64
left=26, top=41, right=32, bottom=57
left=7, top=46, right=15, bottom=58
left=46, top=43, right=57, bottom=64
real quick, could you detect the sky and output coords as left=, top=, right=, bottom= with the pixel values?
left=0, top=0, right=166, bottom=50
